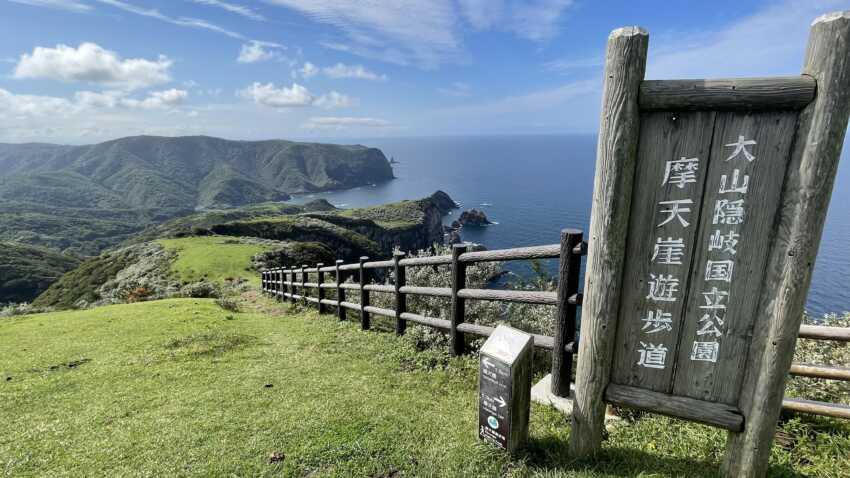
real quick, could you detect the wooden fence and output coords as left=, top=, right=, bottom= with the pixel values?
left=260, top=229, right=850, bottom=418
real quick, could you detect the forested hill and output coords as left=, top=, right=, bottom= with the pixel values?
left=0, top=135, right=394, bottom=255
left=0, top=135, right=393, bottom=210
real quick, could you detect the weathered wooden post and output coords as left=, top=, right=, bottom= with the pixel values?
left=335, top=259, right=346, bottom=321
left=276, top=268, right=283, bottom=300
left=359, top=256, right=370, bottom=330
left=450, top=243, right=469, bottom=356
left=300, top=265, right=307, bottom=306
left=261, top=270, right=266, bottom=294
left=569, top=12, right=850, bottom=478
left=551, top=229, right=583, bottom=397
left=723, top=12, right=850, bottom=477
left=570, top=25, right=648, bottom=458
left=393, top=251, right=407, bottom=336
left=479, top=325, right=533, bottom=453
left=316, top=263, right=326, bottom=314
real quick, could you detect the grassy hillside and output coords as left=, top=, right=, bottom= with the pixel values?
left=0, top=242, right=81, bottom=303
left=0, top=135, right=393, bottom=254
left=157, top=237, right=276, bottom=287
left=1, top=297, right=846, bottom=477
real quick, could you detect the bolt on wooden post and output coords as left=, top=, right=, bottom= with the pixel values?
left=551, top=229, right=583, bottom=398
left=335, top=259, right=345, bottom=321
left=450, top=243, right=469, bottom=356
left=316, top=263, right=325, bottom=314
left=359, top=256, right=370, bottom=330
left=393, top=251, right=407, bottom=336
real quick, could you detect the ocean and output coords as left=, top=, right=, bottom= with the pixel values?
left=291, top=135, right=850, bottom=318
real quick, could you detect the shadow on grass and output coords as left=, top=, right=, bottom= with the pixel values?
left=521, top=434, right=807, bottom=478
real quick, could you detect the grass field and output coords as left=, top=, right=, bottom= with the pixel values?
left=1, top=295, right=848, bottom=477
left=157, top=237, right=273, bottom=286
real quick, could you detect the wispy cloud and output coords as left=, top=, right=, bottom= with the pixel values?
left=13, top=42, right=172, bottom=90
left=8, top=0, right=91, bottom=11
left=458, top=0, right=573, bottom=41
left=264, top=0, right=461, bottom=68
left=542, top=55, right=603, bottom=73
left=322, top=63, right=386, bottom=81
left=189, top=0, right=265, bottom=21
left=437, top=82, right=472, bottom=97
left=303, top=116, right=393, bottom=130
left=94, top=0, right=246, bottom=39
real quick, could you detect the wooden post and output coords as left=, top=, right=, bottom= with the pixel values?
left=570, top=26, right=648, bottom=458
left=261, top=271, right=266, bottom=294
left=722, top=12, right=850, bottom=478
left=300, top=265, right=307, bottom=306
left=359, top=256, right=370, bottom=330
left=277, top=268, right=283, bottom=301
left=335, top=259, right=346, bottom=321
left=288, top=268, right=296, bottom=304
left=450, top=244, right=469, bottom=356
left=317, top=263, right=325, bottom=314
left=551, top=229, right=583, bottom=397
left=393, top=251, right=407, bottom=336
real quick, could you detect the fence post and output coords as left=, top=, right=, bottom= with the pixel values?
left=316, top=263, right=325, bottom=314
left=450, top=244, right=469, bottom=356
left=336, top=259, right=346, bottom=321
left=301, top=265, right=307, bottom=306
left=359, top=256, right=370, bottom=330
left=261, top=271, right=266, bottom=294
left=393, top=251, right=407, bottom=336
left=276, top=268, right=283, bottom=301
left=288, top=268, right=296, bottom=304
left=552, top=229, right=584, bottom=397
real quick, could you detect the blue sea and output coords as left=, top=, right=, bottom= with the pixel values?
left=291, top=135, right=850, bottom=318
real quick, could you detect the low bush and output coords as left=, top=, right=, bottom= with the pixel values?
left=179, top=281, right=221, bottom=299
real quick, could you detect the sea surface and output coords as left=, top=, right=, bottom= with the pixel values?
left=291, top=135, right=850, bottom=318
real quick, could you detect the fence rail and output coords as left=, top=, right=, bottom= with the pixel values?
left=260, top=229, right=849, bottom=419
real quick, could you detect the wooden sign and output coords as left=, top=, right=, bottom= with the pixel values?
left=570, top=11, right=850, bottom=478
left=478, top=325, right=532, bottom=453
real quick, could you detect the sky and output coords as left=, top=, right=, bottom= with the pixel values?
left=0, top=0, right=848, bottom=144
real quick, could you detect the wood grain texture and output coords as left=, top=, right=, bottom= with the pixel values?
left=570, top=25, right=648, bottom=459
left=399, top=312, right=451, bottom=330
left=552, top=230, right=583, bottom=397
left=723, top=11, right=850, bottom=478
left=317, top=264, right=325, bottom=314
left=640, top=77, right=815, bottom=111
left=458, top=244, right=560, bottom=263
left=335, top=259, right=346, bottom=320
left=782, top=398, right=850, bottom=419
left=672, top=111, right=797, bottom=404
left=399, top=286, right=452, bottom=297
left=788, top=363, right=850, bottom=381
left=798, top=324, right=850, bottom=341
left=604, top=384, right=744, bottom=431
left=457, top=289, right=557, bottom=305
left=610, top=111, right=715, bottom=392
left=363, top=284, right=394, bottom=293
left=398, top=255, right=452, bottom=267
left=359, top=256, right=370, bottom=330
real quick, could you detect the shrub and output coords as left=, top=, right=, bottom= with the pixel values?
left=126, top=287, right=154, bottom=303
left=0, top=302, right=54, bottom=317
left=179, top=281, right=221, bottom=298
left=215, top=296, right=240, bottom=313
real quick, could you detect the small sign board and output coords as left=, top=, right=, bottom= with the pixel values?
left=478, top=325, right=533, bottom=453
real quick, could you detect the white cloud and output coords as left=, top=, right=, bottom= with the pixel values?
left=458, top=0, right=573, bottom=41
left=646, top=0, right=849, bottom=79
left=120, top=88, right=188, bottom=109
left=8, top=0, right=91, bottom=12
left=303, top=116, right=393, bottom=129
left=437, top=81, right=471, bottom=97
left=238, top=82, right=313, bottom=107
left=264, top=0, right=461, bottom=67
left=238, top=41, right=285, bottom=63
left=13, top=43, right=172, bottom=90
left=299, top=62, right=319, bottom=78
left=74, top=90, right=125, bottom=108
left=314, top=91, right=356, bottom=109
left=0, top=88, right=75, bottom=117
left=189, top=0, right=265, bottom=21
left=323, top=63, right=386, bottom=81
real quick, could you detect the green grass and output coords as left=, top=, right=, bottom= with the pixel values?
left=1, top=297, right=847, bottom=477
left=157, top=236, right=272, bottom=286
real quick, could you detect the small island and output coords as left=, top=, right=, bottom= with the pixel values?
left=453, top=208, right=492, bottom=228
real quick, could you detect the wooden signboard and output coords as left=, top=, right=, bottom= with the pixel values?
left=570, top=11, right=850, bottom=478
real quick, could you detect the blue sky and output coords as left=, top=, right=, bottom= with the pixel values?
left=0, top=0, right=848, bottom=143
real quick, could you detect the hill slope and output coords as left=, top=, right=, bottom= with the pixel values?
left=0, top=242, right=81, bottom=303
left=0, top=136, right=393, bottom=254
